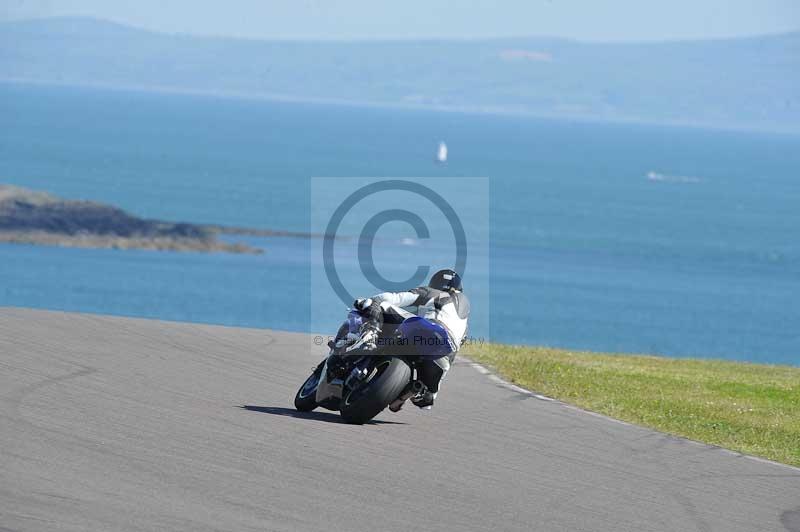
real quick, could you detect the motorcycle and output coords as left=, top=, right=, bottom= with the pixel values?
left=294, top=309, right=438, bottom=424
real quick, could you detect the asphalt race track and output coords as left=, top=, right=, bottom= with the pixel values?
left=1, top=308, right=798, bottom=532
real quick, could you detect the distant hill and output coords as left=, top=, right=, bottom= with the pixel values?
left=2, top=17, right=799, bottom=132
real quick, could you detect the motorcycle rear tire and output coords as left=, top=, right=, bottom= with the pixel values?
left=340, top=357, right=410, bottom=424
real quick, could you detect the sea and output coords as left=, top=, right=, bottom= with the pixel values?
left=1, top=83, right=799, bottom=365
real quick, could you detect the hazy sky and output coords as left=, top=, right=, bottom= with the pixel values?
left=1, top=0, right=799, bottom=41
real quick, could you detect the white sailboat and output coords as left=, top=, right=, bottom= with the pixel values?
left=436, top=141, right=448, bottom=163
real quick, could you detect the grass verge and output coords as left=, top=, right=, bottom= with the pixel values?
left=462, top=343, right=800, bottom=467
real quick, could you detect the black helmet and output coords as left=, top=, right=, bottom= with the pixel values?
left=429, top=269, right=463, bottom=292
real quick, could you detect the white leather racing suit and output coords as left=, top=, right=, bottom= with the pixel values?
left=361, top=286, right=470, bottom=393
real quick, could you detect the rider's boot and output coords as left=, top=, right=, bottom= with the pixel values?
left=411, top=390, right=436, bottom=410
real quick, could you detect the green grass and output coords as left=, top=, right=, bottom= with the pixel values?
left=462, top=343, right=800, bottom=467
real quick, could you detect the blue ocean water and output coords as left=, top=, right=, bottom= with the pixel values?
left=1, top=83, right=799, bottom=364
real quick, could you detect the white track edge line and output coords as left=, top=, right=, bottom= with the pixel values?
left=459, top=357, right=800, bottom=473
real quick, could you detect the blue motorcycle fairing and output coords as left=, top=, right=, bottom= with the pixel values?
left=398, top=316, right=454, bottom=359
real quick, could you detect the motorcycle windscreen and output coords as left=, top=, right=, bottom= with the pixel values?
left=347, top=310, right=364, bottom=335
left=398, top=317, right=454, bottom=359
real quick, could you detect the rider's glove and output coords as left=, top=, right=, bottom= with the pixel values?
left=353, top=298, right=373, bottom=311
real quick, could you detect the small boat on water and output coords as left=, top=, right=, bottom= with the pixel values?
left=436, top=141, right=448, bottom=163
left=646, top=170, right=701, bottom=184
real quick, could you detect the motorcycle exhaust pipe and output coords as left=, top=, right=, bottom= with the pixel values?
left=389, top=380, right=426, bottom=411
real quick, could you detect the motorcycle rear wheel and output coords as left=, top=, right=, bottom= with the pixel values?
left=340, top=357, right=410, bottom=424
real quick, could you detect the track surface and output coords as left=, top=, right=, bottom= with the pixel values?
left=1, top=308, right=798, bottom=532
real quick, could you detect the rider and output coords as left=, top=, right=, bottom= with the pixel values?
left=349, top=269, right=470, bottom=410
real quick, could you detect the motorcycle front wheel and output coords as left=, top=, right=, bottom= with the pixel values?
left=294, top=364, right=323, bottom=412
